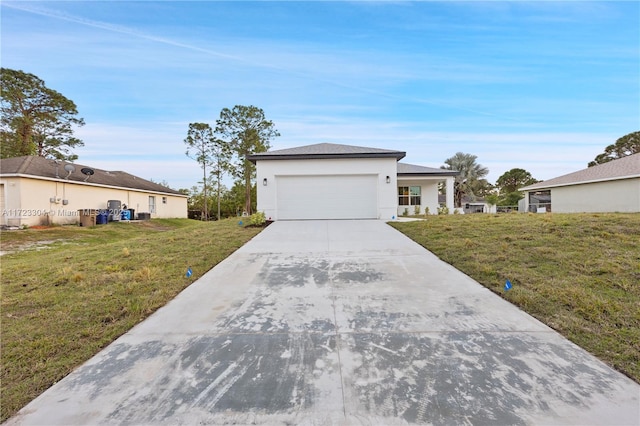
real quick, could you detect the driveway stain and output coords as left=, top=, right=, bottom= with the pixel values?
left=341, top=332, right=620, bottom=425
left=62, top=334, right=340, bottom=424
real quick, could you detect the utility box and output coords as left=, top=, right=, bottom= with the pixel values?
left=78, top=209, right=97, bottom=227
left=107, top=200, right=122, bottom=222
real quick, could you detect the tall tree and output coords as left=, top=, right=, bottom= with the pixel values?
left=467, top=178, right=494, bottom=198
left=209, top=135, right=232, bottom=221
left=441, top=152, right=489, bottom=207
left=495, top=168, right=538, bottom=194
left=589, top=131, right=639, bottom=167
left=215, top=105, right=279, bottom=215
left=221, top=180, right=256, bottom=217
left=184, top=123, right=216, bottom=221
left=1, top=68, right=84, bottom=160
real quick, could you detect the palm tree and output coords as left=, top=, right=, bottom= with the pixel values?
left=441, top=152, right=489, bottom=207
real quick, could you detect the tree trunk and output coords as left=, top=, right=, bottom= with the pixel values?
left=19, top=122, right=34, bottom=156
left=217, top=171, right=221, bottom=221
left=455, top=186, right=462, bottom=208
left=202, top=166, right=208, bottom=221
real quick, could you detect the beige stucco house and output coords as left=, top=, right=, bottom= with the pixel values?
left=248, top=143, right=458, bottom=220
left=520, top=153, right=640, bottom=213
left=0, top=156, right=188, bottom=227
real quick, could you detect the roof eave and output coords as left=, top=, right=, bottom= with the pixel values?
left=520, top=174, right=640, bottom=192
left=0, top=173, right=188, bottom=197
left=398, top=171, right=459, bottom=177
left=248, top=152, right=406, bottom=164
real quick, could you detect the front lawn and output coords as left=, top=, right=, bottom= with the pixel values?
left=0, top=218, right=263, bottom=422
left=390, top=213, right=640, bottom=383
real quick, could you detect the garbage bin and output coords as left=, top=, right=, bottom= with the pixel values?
left=120, top=210, right=131, bottom=221
left=96, top=211, right=108, bottom=225
left=78, top=209, right=97, bottom=227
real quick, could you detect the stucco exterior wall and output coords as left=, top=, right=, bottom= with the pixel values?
left=0, top=176, right=187, bottom=226
left=396, top=179, right=440, bottom=216
left=548, top=178, right=640, bottom=213
left=256, top=157, right=398, bottom=220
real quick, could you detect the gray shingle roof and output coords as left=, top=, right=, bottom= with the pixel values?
left=398, top=162, right=459, bottom=176
left=0, top=156, right=185, bottom=196
left=520, top=153, right=640, bottom=191
left=247, top=143, right=406, bottom=162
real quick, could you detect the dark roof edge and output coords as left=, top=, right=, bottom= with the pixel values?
left=520, top=174, right=640, bottom=191
left=248, top=151, right=406, bottom=163
left=398, top=171, right=460, bottom=177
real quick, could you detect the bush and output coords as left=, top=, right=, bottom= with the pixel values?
left=438, top=206, right=449, bottom=215
left=402, top=208, right=409, bottom=217
left=424, top=206, right=430, bottom=217
left=248, top=211, right=266, bottom=227
left=414, top=205, right=421, bottom=215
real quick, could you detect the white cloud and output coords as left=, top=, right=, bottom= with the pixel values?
left=74, top=122, right=202, bottom=189
left=3, top=1, right=635, bottom=191
left=275, top=116, right=614, bottom=182
left=73, top=118, right=611, bottom=190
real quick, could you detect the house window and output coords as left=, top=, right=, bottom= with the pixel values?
left=398, top=187, right=409, bottom=205
left=398, top=186, right=421, bottom=206
left=528, top=190, right=551, bottom=212
left=162, top=196, right=167, bottom=204
left=149, top=196, right=156, bottom=213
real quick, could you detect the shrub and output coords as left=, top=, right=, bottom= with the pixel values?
left=414, top=205, right=421, bottom=215
left=438, top=206, right=449, bottom=215
left=248, top=211, right=266, bottom=226
left=402, top=208, right=409, bottom=217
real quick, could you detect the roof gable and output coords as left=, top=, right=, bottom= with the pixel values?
left=521, top=153, right=640, bottom=191
left=0, top=156, right=185, bottom=196
left=248, top=143, right=406, bottom=162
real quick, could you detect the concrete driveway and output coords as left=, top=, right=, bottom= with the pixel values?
left=7, top=220, right=639, bottom=425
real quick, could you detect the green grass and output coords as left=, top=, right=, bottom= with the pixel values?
left=0, top=218, right=263, bottom=422
left=2, top=214, right=638, bottom=421
left=390, top=213, right=640, bottom=383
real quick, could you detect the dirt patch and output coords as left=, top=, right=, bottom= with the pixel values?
left=135, top=222, right=172, bottom=231
left=0, top=239, right=63, bottom=256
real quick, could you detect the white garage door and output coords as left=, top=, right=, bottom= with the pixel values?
left=276, top=175, right=378, bottom=220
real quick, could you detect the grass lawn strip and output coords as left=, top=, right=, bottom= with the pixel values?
left=2, top=214, right=638, bottom=422
left=1, top=218, right=263, bottom=422
left=390, top=213, right=640, bottom=384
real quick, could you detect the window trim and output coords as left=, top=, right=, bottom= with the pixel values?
left=398, top=186, right=421, bottom=206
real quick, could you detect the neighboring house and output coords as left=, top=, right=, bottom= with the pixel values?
left=0, top=156, right=188, bottom=227
left=248, top=143, right=458, bottom=220
left=520, top=153, right=640, bottom=213
left=437, top=194, right=497, bottom=214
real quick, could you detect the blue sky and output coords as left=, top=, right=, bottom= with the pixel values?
left=2, top=1, right=639, bottom=190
